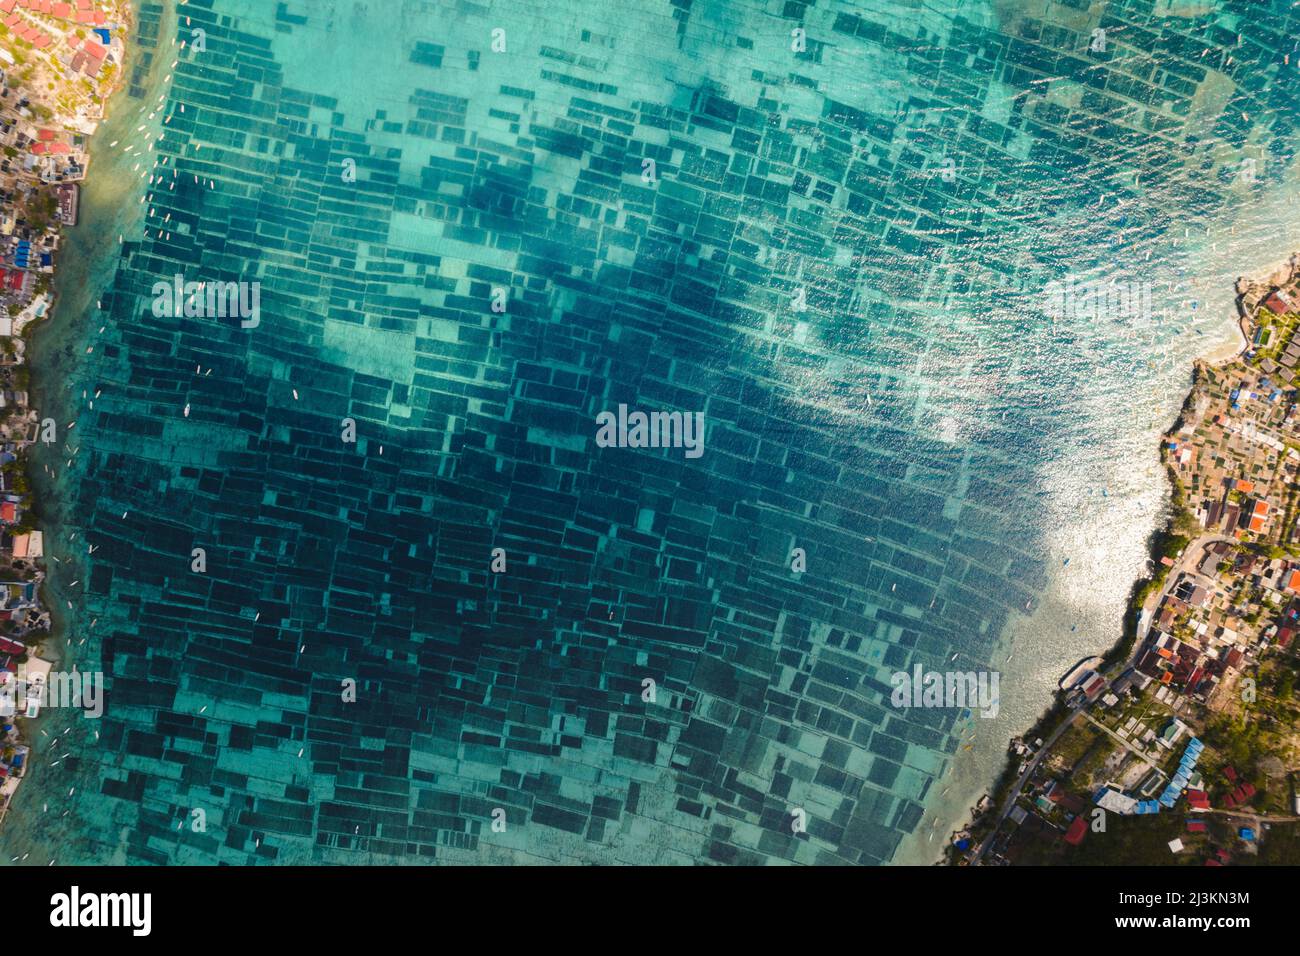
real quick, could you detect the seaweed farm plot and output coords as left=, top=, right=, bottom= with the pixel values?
left=11, top=0, right=1299, bottom=865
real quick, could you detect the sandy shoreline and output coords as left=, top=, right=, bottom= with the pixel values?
left=1202, top=317, right=1250, bottom=365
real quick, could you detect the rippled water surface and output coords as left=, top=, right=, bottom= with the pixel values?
left=5, top=0, right=1299, bottom=865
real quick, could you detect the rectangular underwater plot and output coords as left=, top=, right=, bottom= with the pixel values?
left=7, top=0, right=1299, bottom=873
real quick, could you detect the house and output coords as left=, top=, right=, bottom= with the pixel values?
left=10, top=531, right=40, bottom=559
left=1173, top=576, right=1196, bottom=603
left=1094, top=785, right=1138, bottom=815
left=1244, top=497, right=1271, bottom=534
left=1264, top=289, right=1296, bottom=315
left=1137, top=649, right=1166, bottom=681
left=1157, top=718, right=1189, bottom=750
left=56, top=183, right=77, bottom=226
left=1081, top=674, right=1107, bottom=701
left=1053, top=791, right=1085, bottom=815
left=1136, top=770, right=1164, bottom=797
left=0, top=636, right=23, bottom=674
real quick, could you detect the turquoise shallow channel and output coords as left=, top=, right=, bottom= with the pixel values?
left=2, top=0, right=1298, bottom=864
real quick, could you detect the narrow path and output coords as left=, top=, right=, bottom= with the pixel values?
left=1080, top=711, right=1164, bottom=773
left=970, top=706, right=1082, bottom=863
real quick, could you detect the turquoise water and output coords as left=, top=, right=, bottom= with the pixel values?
left=3, top=0, right=1298, bottom=864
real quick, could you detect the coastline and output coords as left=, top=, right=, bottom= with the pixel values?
left=0, top=2, right=135, bottom=836
left=946, top=260, right=1285, bottom=865
left=26, top=3, right=139, bottom=667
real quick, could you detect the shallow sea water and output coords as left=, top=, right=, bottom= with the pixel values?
left=3, top=0, right=1298, bottom=865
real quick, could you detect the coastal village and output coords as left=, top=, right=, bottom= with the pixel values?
left=0, top=0, right=1280, bottom=880
left=0, top=0, right=126, bottom=826
left=957, top=257, right=1300, bottom=866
